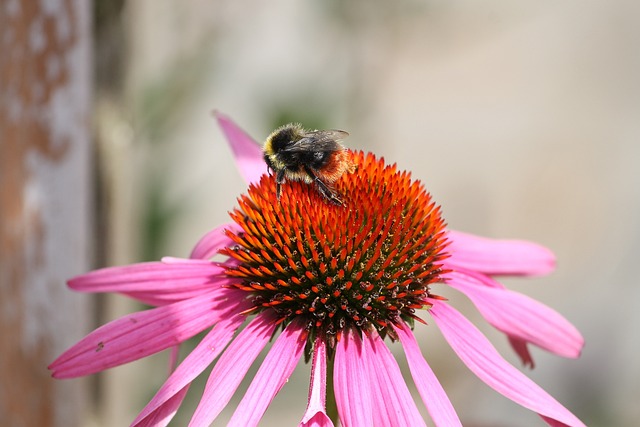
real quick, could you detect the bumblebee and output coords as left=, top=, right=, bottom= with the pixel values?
left=263, top=123, right=356, bottom=205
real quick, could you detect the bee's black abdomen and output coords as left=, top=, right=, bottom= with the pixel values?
left=305, top=150, right=330, bottom=169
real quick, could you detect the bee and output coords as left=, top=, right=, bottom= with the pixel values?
left=263, top=123, right=356, bottom=205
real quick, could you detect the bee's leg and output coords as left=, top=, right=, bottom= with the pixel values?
left=275, top=170, right=286, bottom=200
left=303, top=166, right=343, bottom=205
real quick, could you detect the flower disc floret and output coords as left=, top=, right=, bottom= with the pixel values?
left=222, top=151, right=449, bottom=346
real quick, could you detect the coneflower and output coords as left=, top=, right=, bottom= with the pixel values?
left=49, top=114, right=585, bottom=427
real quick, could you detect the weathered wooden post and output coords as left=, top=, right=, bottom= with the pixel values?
left=1, top=1, right=92, bottom=425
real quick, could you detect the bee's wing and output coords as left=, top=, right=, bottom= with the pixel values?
left=281, top=130, right=349, bottom=153
left=304, top=129, right=349, bottom=141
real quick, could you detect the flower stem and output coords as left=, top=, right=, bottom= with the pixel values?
left=326, top=356, right=339, bottom=423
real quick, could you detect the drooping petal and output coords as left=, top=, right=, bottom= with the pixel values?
left=450, top=266, right=502, bottom=289
left=299, top=412, right=334, bottom=427
left=395, top=322, right=462, bottom=427
left=190, top=222, right=243, bottom=260
left=189, top=311, right=278, bottom=426
left=168, top=345, right=180, bottom=373
left=443, top=268, right=541, bottom=366
left=299, top=338, right=333, bottom=427
left=445, top=230, right=556, bottom=276
left=120, top=289, right=220, bottom=306
left=160, top=257, right=217, bottom=265
left=49, top=289, right=248, bottom=378
left=227, top=319, right=307, bottom=427
left=364, top=333, right=426, bottom=427
left=445, top=271, right=584, bottom=359
left=429, top=300, right=586, bottom=427
left=509, top=336, right=535, bottom=368
left=133, top=386, right=189, bottom=427
left=132, top=313, right=246, bottom=426
left=334, top=330, right=373, bottom=427
left=215, top=111, right=265, bottom=186
left=68, top=258, right=225, bottom=294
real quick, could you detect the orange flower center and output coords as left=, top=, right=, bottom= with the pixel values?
left=222, top=151, right=448, bottom=347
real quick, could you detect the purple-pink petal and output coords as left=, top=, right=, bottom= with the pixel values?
left=131, top=313, right=246, bottom=426
left=445, top=230, right=556, bottom=276
left=365, top=333, right=427, bottom=427
left=49, top=289, right=247, bottom=378
left=299, top=412, right=334, bottom=427
left=444, top=268, right=540, bottom=366
left=189, top=222, right=242, bottom=260
left=395, top=322, right=462, bottom=427
left=445, top=271, right=584, bottom=359
left=227, top=319, right=307, bottom=427
left=299, top=338, right=333, bottom=427
left=334, top=330, right=373, bottom=427
left=68, top=258, right=225, bottom=294
left=215, top=111, right=265, bottom=186
left=429, top=300, right=586, bottom=427
left=120, top=289, right=219, bottom=306
left=509, top=336, right=536, bottom=368
left=168, top=345, right=180, bottom=372
left=189, top=311, right=278, bottom=426
left=133, top=386, right=189, bottom=427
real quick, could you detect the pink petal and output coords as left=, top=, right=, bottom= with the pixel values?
left=445, top=230, right=556, bottom=276
left=168, top=345, right=180, bottom=373
left=133, top=386, right=189, bottom=427
left=132, top=313, right=246, bottom=426
left=364, top=333, right=426, bottom=427
left=300, top=338, right=334, bottom=427
left=227, top=319, right=307, bottom=427
left=215, top=111, right=265, bottom=186
left=68, top=259, right=225, bottom=294
left=444, top=268, right=541, bottom=366
left=509, top=336, right=535, bottom=368
left=395, top=322, right=462, bottom=427
left=160, top=257, right=217, bottom=265
left=121, top=278, right=240, bottom=306
left=299, top=412, right=334, bottom=427
left=429, top=300, right=586, bottom=427
left=189, top=222, right=242, bottom=260
left=334, top=330, right=373, bottom=427
left=49, top=289, right=248, bottom=378
left=189, top=311, right=278, bottom=426
left=451, top=266, right=503, bottom=289
left=121, top=289, right=221, bottom=306
left=445, top=271, right=584, bottom=359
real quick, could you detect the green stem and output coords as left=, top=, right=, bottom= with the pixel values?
left=326, top=356, right=339, bottom=423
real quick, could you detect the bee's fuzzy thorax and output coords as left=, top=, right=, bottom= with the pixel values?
left=265, top=123, right=305, bottom=152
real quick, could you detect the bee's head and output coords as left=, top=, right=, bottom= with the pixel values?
left=264, top=123, right=306, bottom=152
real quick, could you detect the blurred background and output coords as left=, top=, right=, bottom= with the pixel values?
left=2, top=0, right=639, bottom=426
